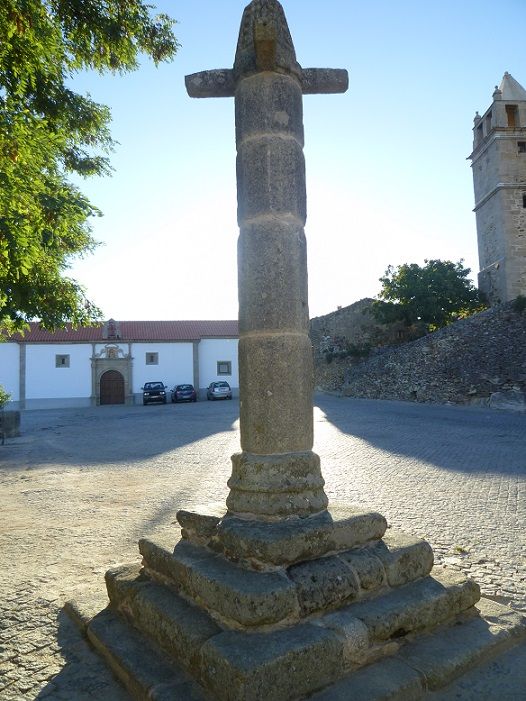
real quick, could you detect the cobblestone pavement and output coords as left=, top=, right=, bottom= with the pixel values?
left=0, top=396, right=525, bottom=699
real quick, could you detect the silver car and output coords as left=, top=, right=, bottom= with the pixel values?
left=206, top=381, right=232, bottom=400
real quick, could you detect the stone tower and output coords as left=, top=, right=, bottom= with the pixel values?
left=469, top=72, right=526, bottom=304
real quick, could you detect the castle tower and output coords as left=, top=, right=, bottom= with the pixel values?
left=469, top=72, right=526, bottom=304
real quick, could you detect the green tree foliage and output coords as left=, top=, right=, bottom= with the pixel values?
left=0, top=1, right=179, bottom=334
left=0, top=384, right=10, bottom=408
left=372, top=259, right=487, bottom=331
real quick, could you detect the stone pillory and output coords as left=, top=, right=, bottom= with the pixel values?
left=186, top=0, right=348, bottom=519
left=68, top=4, right=526, bottom=700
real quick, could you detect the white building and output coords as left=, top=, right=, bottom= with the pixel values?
left=0, top=319, right=239, bottom=409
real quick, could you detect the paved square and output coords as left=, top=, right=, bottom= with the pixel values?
left=0, top=396, right=524, bottom=698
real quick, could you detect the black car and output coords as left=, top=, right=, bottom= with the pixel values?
left=207, top=381, right=232, bottom=400
left=171, top=384, right=197, bottom=403
left=142, top=382, right=167, bottom=405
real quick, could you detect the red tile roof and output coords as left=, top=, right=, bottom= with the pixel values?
left=11, top=320, right=239, bottom=343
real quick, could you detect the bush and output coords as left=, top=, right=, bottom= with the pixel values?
left=344, top=343, right=372, bottom=359
left=512, top=295, right=526, bottom=314
left=0, top=386, right=11, bottom=409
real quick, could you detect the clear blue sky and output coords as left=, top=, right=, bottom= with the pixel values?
left=68, top=0, right=526, bottom=321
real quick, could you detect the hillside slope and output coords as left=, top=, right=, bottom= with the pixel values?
left=323, top=302, right=526, bottom=411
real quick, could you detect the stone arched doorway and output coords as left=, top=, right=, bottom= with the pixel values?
left=99, top=370, right=125, bottom=405
left=92, top=345, right=132, bottom=406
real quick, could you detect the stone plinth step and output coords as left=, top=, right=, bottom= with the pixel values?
left=67, top=592, right=526, bottom=701
left=138, top=529, right=435, bottom=627
left=199, top=622, right=345, bottom=701
left=318, top=567, right=480, bottom=656
left=105, top=563, right=221, bottom=671
left=310, top=599, right=526, bottom=700
left=288, top=529, right=434, bottom=616
left=86, top=607, right=206, bottom=701
left=178, top=504, right=388, bottom=567
left=101, top=553, right=482, bottom=700
left=138, top=538, right=301, bottom=627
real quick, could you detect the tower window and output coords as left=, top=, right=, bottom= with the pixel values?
left=523, top=193, right=526, bottom=208
left=518, top=142, right=526, bottom=153
left=506, top=105, right=518, bottom=128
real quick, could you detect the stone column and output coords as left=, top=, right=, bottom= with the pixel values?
left=230, top=74, right=325, bottom=519
left=186, top=0, right=348, bottom=520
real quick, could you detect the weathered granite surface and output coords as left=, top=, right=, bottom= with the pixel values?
left=334, top=302, right=526, bottom=409
left=138, top=516, right=434, bottom=627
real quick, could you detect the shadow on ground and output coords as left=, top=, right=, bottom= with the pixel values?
left=0, top=401, right=239, bottom=471
left=315, top=394, right=526, bottom=476
left=36, top=609, right=130, bottom=701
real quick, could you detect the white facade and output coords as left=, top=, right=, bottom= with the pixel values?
left=2, top=326, right=239, bottom=410
left=25, top=344, right=93, bottom=408
left=199, top=338, right=239, bottom=389
left=132, top=342, right=194, bottom=394
left=0, top=342, right=20, bottom=402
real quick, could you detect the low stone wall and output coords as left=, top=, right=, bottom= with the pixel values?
left=311, top=298, right=376, bottom=352
left=0, top=410, right=21, bottom=438
left=314, top=356, right=348, bottom=392
left=321, top=302, right=526, bottom=411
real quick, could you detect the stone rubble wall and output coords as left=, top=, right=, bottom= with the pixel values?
left=310, top=298, right=377, bottom=352
left=311, top=299, right=422, bottom=359
left=315, top=302, right=526, bottom=412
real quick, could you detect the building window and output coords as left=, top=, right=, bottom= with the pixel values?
left=523, top=193, right=526, bottom=209
left=146, top=352, right=159, bottom=365
left=518, top=141, right=526, bottom=153
left=506, top=105, right=518, bottom=128
left=55, top=354, right=70, bottom=368
left=217, top=361, right=232, bottom=376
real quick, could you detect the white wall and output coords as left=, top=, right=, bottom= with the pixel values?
left=0, top=342, right=20, bottom=403
left=198, top=339, right=239, bottom=389
left=7, top=337, right=238, bottom=409
left=25, top=344, right=92, bottom=399
left=132, top=342, right=194, bottom=392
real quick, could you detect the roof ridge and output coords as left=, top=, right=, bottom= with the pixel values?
left=498, top=71, right=526, bottom=101
left=9, top=320, right=239, bottom=343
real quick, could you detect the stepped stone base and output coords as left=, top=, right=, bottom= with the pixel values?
left=178, top=504, right=389, bottom=567
left=66, top=506, right=526, bottom=700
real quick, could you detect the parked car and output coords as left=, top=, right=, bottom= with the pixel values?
left=207, top=381, right=232, bottom=400
left=171, top=384, right=197, bottom=403
left=142, top=382, right=167, bottom=405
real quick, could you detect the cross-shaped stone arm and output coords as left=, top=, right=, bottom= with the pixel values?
left=185, top=66, right=348, bottom=98
left=185, top=0, right=347, bottom=99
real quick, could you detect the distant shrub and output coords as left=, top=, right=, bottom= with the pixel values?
left=512, top=294, right=526, bottom=314
left=344, top=343, right=372, bottom=359
left=0, top=386, right=11, bottom=409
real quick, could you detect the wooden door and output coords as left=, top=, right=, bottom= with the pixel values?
left=100, top=370, right=125, bottom=405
